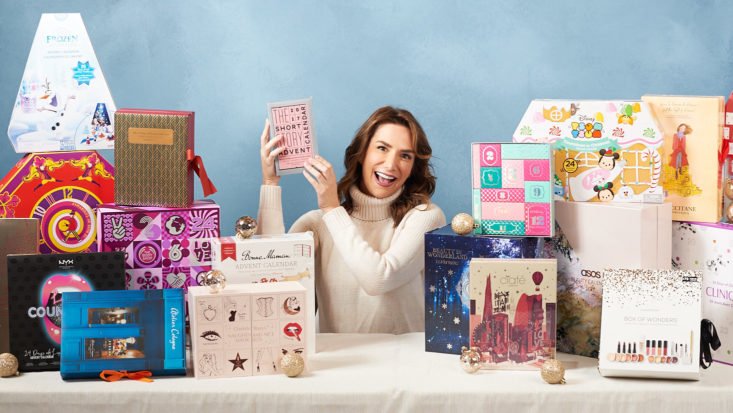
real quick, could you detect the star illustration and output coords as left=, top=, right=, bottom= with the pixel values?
left=453, top=317, right=460, bottom=325
left=447, top=269, right=454, bottom=275
left=447, top=343, right=453, bottom=350
left=441, top=303, right=447, bottom=309
left=229, top=353, right=247, bottom=371
left=429, top=285, right=436, bottom=293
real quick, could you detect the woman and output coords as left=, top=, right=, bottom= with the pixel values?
left=257, top=106, right=446, bottom=334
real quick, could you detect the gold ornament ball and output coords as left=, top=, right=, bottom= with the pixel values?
left=540, top=359, right=566, bottom=384
left=280, top=353, right=305, bottom=377
left=726, top=202, right=733, bottom=223
left=0, top=353, right=19, bottom=377
left=725, top=179, right=733, bottom=200
left=235, top=216, right=258, bottom=239
left=203, top=270, right=227, bottom=294
left=451, top=213, right=475, bottom=236
left=459, top=346, right=482, bottom=374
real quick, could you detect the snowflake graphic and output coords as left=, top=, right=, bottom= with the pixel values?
left=447, top=343, right=453, bottom=350
left=612, top=127, right=624, bottom=138
left=453, top=317, right=460, bottom=325
left=520, top=125, right=532, bottom=136
left=441, top=303, right=448, bottom=309
left=642, top=128, right=656, bottom=139
left=429, top=285, right=436, bottom=293
left=447, top=269, right=454, bottom=275
left=549, top=126, right=561, bottom=136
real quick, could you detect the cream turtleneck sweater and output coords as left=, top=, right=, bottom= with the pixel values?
left=258, top=185, right=445, bottom=334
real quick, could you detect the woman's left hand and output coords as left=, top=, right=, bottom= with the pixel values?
left=303, top=156, right=340, bottom=214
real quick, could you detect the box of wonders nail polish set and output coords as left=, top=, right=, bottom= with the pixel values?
left=598, top=269, right=702, bottom=380
left=424, top=225, right=552, bottom=355
left=210, top=233, right=315, bottom=354
left=188, top=281, right=306, bottom=379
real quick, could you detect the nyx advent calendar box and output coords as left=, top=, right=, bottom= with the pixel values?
left=424, top=225, right=551, bottom=355
left=7, top=251, right=125, bottom=371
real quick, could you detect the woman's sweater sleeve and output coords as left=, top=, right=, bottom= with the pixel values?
left=320, top=204, right=446, bottom=296
left=257, top=185, right=286, bottom=235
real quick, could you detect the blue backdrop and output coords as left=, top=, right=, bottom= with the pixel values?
left=2, top=1, right=732, bottom=234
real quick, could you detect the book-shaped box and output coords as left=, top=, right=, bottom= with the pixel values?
left=513, top=100, right=664, bottom=203
left=267, top=98, right=317, bottom=175
left=188, top=282, right=306, bottom=379
left=60, top=289, right=186, bottom=379
left=468, top=258, right=557, bottom=369
left=7, top=252, right=125, bottom=371
left=471, top=143, right=554, bottom=236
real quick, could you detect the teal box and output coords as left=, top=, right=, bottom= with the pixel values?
left=502, top=143, right=550, bottom=160
left=480, top=167, right=502, bottom=188
left=481, top=220, right=525, bottom=235
left=525, top=181, right=551, bottom=203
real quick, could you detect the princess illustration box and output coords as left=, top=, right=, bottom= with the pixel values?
left=642, top=95, right=724, bottom=222
left=513, top=100, right=664, bottom=204
left=188, top=282, right=306, bottom=379
left=468, top=258, right=556, bottom=370
left=60, top=288, right=186, bottom=379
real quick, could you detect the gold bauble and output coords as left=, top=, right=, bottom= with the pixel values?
left=202, top=270, right=227, bottom=293
left=725, top=179, right=733, bottom=200
left=459, top=346, right=482, bottom=374
left=451, top=213, right=476, bottom=236
left=235, top=216, right=258, bottom=239
left=726, top=202, right=733, bottom=223
left=280, top=353, right=305, bottom=377
left=540, top=359, right=565, bottom=384
left=0, top=353, right=19, bottom=377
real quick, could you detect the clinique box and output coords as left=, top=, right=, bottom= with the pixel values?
left=210, top=233, right=315, bottom=354
left=7, top=252, right=125, bottom=371
left=188, top=282, right=306, bottom=379
left=424, top=225, right=551, bottom=355
left=672, top=221, right=733, bottom=367
left=598, top=269, right=702, bottom=380
left=60, top=289, right=186, bottom=380
left=551, top=199, right=672, bottom=358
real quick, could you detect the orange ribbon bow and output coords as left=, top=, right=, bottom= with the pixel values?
left=187, top=149, right=218, bottom=197
left=100, top=370, right=154, bottom=383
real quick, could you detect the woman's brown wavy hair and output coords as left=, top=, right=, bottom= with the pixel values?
left=337, top=106, right=436, bottom=226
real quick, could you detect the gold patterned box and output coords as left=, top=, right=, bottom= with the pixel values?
left=114, top=109, right=216, bottom=208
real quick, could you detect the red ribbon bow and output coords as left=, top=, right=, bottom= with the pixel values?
left=720, top=140, right=731, bottom=181
left=187, top=149, right=218, bottom=197
left=100, top=370, right=154, bottom=383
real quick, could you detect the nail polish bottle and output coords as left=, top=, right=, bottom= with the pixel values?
left=664, top=340, right=668, bottom=356
left=646, top=340, right=650, bottom=356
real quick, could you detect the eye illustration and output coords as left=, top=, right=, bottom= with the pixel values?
left=201, top=330, right=221, bottom=342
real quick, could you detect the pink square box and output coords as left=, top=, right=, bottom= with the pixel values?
left=524, top=159, right=550, bottom=181
left=479, top=144, right=501, bottom=167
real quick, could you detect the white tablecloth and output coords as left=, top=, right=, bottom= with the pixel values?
left=1, top=333, right=732, bottom=412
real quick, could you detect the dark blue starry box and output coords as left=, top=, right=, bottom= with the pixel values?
left=424, top=225, right=551, bottom=354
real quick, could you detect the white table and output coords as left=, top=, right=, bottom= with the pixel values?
left=2, top=333, right=732, bottom=413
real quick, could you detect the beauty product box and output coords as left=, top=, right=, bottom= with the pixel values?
left=267, top=98, right=317, bottom=175
left=0, top=219, right=38, bottom=354
left=468, top=258, right=557, bottom=369
left=7, top=251, right=125, bottom=371
left=513, top=100, right=664, bottom=203
left=60, top=288, right=186, bottom=380
left=96, top=201, right=220, bottom=303
left=598, top=269, right=701, bottom=380
left=552, top=199, right=672, bottom=358
left=0, top=151, right=114, bottom=254
left=211, top=233, right=315, bottom=354
left=114, top=109, right=216, bottom=208
left=642, top=95, right=724, bottom=222
left=188, top=281, right=306, bottom=379
left=7, top=13, right=116, bottom=153
left=471, top=142, right=553, bottom=236
left=672, top=221, right=733, bottom=367
left=424, top=225, right=551, bottom=355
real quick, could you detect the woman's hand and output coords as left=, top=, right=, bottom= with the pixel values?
left=303, top=156, right=340, bottom=214
left=260, top=119, right=285, bottom=186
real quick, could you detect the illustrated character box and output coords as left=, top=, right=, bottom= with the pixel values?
left=424, top=225, right=551, bottom=355
left=188, top=281, right=306, bottom=379
left=0, top=150, right=114, bottom=254
left=468, top=258, right=557, bottom=370
left=7, top=251, right=125, bottom=371
left=471, top=142, right=553, bottom=236
left=211, top=233, right=315, bottom=354
left=513, top=100, right=664, bottom=203
left=60, top=288, right=186, bottom=379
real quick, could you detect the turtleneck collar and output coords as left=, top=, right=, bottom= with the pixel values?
left=348, top=185, right=402, bottom=222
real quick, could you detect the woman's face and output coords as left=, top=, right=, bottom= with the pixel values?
left=360, top=123, right=415, bottom=199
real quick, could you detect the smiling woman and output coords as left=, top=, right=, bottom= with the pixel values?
left=257, top=106, right=446, bottom=334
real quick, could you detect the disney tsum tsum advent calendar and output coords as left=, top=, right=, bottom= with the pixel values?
left=513, top=100, right=664, bottom=204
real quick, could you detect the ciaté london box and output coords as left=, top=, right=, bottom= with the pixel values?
left=268, top=98, right=318, bottom=175
left=552, top=199, right=672, bottom=358
left=0, top=218, right=38, bottom=354
left=672, top=221, right=733, bottom=367
left=115, top=109, right=216, bottom=208
left=642, top=95, right=724, bottom=222
left=97, top=201, right=220, bottom=300
left=60, top=288, right=186, bottom=379
left=598, top=269, right=702, bottom=380
left=513, top=100, right=664, bottom=203
left=471, top=143, right=553, bottom=236
left=468, top=258, right=557, bottom=370
left=424, top=225, right=551, bottom=355
left=7, top=251, right=125, bottom=371
left=0, top=151, right=114, bottom=254
left=188, top=282, right=306, bottom=379
left=211, top=233, right=315, bottom=354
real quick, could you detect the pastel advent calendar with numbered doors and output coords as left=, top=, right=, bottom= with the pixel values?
left=471, top=143, right=553, bottom=236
